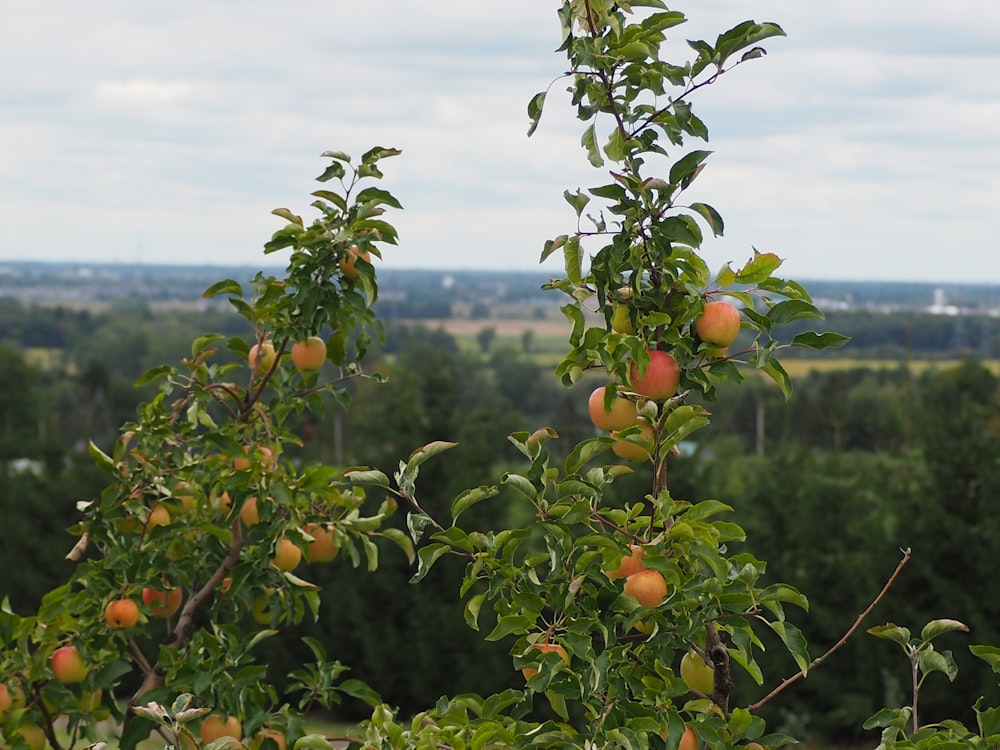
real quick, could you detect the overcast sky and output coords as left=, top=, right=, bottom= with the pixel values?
left=1, top=2, right=997, bottom=283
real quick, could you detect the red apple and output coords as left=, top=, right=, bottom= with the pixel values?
left=623, top=569, right=669, bottom=607
left=606, top=545, right=646, bottom=580
left=588, top=386, right=639, bottom=431
left=291, top=337, right=327, bottom=371
left=142, top=582, right=183, bottom=617
left=695, top=300, right=741, bottom=348
left=520, top=642, right=569, bottom=680
left=610, top=420, right=654, bottom=462
left=104, top=598, right=140, bottom=630
left=200, top=714, right=243, bottom=744
left=339, top=245, right=371, bottom=279
left=304, top=523, right=339, bottom=563
left=52, top=645, right=88, bottom=684
left=628, top=350, right=680, bottom=401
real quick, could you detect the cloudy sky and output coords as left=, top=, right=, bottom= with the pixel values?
left=1, top=2, right=997, bottom=283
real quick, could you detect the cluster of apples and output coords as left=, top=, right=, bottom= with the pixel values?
left=589, top=300, right=743, bottom=461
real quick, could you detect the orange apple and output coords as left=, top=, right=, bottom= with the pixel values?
left=680, top=650, right=715, bottom=696
left=304, top=523, right=339, bottom=563
left=588, top=386, right=639, bottom=431
left=250, top=729, right=287, bottom=750
left=248, top=341, right=277, bottom=375
left=52, top=645, right=88, bottom=684
left=695, top=300, right=741, bottom=348
left=623, top=569, right=669, bottom=607
left=0, top=682, right=22, bottom=714
left=273, top=538, right=302, bottom=571
left=240, top=496, right=260, bottom=527
left=628, top=350, right=680, bottom=401
left=339, top=245, right=370, bottom=279
left=142, top=583, right=183, bottom=617
left=200, top=714, right=242, bottom=744
left=291, top=337, right=327, bottom=371
left=610, top=420, right=655, bottom=462
left=520, top=642, right=569, bottom=680
left=104, top=598, right=140, bottom=630
left=607, top=545, right=646, bottom=580
left=680, top=725, right=698, bottom=750
left=145, top=503, right=171, bottom=531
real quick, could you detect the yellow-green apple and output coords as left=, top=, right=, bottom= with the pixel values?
left=240, top=496, right=260, bottom=527
left=588, top=386, right=638, bottom=431
left=680, top=650, right=715, bottom=695
left=695, top=300, right=741, bottom=348
left=610, top=420, right=655, bottom=462
left=17, top=724, right=48, bottom=750
left=627, top=350, right=680, bottom=401
left=145, top=503, right=171, bottom=531
left=610, top=303, right=636, bottom=335
left=200, top=714, right=242, bottom=744
left=252, top=594, right=271, bottom=625
left=248, top=341, right=277, bottom=375
left=339, top=245, right=370, bottom=279
left=291, top=337, right=327, bottom=371
left=52, top=645, right=88, bottom=684
left=142, top=582, right=183, bottom=617
left=104, top=598, right=140, bottom=630
left=272, top=538, right=302, bottom=571
left=606, top=545, right=646, bottom=580
left=521, top=642, right=569, bottom=680
left=623, top=569, right=669, bottom=607
left=79, top=689, right=103, bottom=713
left=304, top=523, right=339, bottom=563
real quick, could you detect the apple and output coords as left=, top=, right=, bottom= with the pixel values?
left=252, top=594, right=271, bottom=625
left=17, top=724, right=48, bottom=750
left=142, top=582, right=183, bottom=617
left=339, top=245, right=371, bottom=279
left=588, top=386, right=638, bottom=431
left=623, top=569, right=668, bottom=607
left=610, top=303, right=636, bottom=335
left=291, top=337, right=327, bottom=371
left=606, top=545, right=645, bottom=580
left=200, top=714, right=242, bottom=744
left=104, top=598, right=140, bottom=630
left=628, top=350, right=680, bottom=401
left=304, top=523, right=339, bottom=563
left=249, top=729, right=287, bottom=750
left=240, top=496, right=260, bottom=527
left=52, top=645, right=88, bottom=684
left=744, top=744, right=764, bottom=750
left=79, top=689, right=103, bottom=713
left=248, top=341, right=277, bottom=375
left=216, top=490, right=233, bottom=515
left=610, top=420, right=655, bottom=462
left=680, top=650, right=715, bottom=696
left=0, top=683, right=25, bottom=715
left=695, top=300, right=741, bottom=348
left=145, top=503, right=171, bottom=531
left=521, top=642, right=569, bottom=680
left=273, top=538, right=302, bottom=571
left=680, top=725, right=698, bottom=750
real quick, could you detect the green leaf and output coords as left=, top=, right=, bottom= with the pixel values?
left=410, top=543, right=451, bottom=584
left=735, top=250, right=782, bottom=283
left=971, top=644, right=1000, bottom=673
left=791, top=331, right=850, bottom=350
left=464, top=593, right=486, bottom=632
left=766, top=299, right=823, bottom=326
left=767, top=620, right=810, bottom=675
left=917, top=647, right=959, bottom=681
left=293, top=735, right=335, bottom=750
left=135, top=365, right=172, bottom=387
left=527, top=91, right=547, bottom=137
left=202, top=278, right=244, bottom=299
left=342, top=468, right=390, bottom=488
left=485, top=615, right=534, bottom=641
left=88, top=439, right=114, bottom=472
left=868, top=623, right=912, bottom=647
left=380, top=528, right=416, bottom=565
left=451, top=485, right=500, bottom=523
left=759, top=357, right=793, bottom=400
left=689, top=202, right=725, bottom=237
left=581, top=123, right=605, bottom=167
left=920, top=619, right=970, bottom=643
left=669, top=150, right=712, bottom=186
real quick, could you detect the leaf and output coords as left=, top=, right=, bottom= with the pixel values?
left=767, top=620, right=810, bottom=675
left=735, top=251, right=783, bottom=284
left=791, top=331, right=850, bottom=350
left=689, top=202, right=725, bottom=237
left=271, top=207, right=303, bottom=226
left=342, top=468, right=390, bottom=488
left=970, top=645, right=1000, bottom=673
left=451, top=485, right=500, bottom=523
left=293, top=735, right=335, bottom=750
left=868, top=623, right=912, bottom=647
left=485, top=615, right=534, bottom=641
left=920, top=619, right=970, bottom=643
left=88, top=439, right=114, bottom=472
left=581, top=123, right=604, bottom=167
left=759, top=357, right=793, bottom=400
left=766, top=299, right=823, bottom=326
left=410, top=543, right=451, bottom=584
left=406, top=441, right=459, bottom=471
left=202, top=278, right=243, bottom=299
left=527, top=91, right=547, bottom=137
left=669, top=150, right=712, bottom=186
left=135, top=365, right=172, bottom=387
left=464, top=593, right=486, bottom=632
left=380, top=528, right=416, bottom=565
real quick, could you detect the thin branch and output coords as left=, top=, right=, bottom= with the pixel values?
left=748, top=547, right=911, bottom=711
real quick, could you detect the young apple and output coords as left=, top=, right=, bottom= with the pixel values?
left=606, top=545, right=646, bottom=580
left=520, top=642, right=569, bottom=680
left=200, top=714, right=242, bottom=744
left=588, top=386, right=638, bottom=431
left=623, top=569, right=669, bottom=607
left=273, top=538, right=302, bottom=571
left=339, top=245, right=371, bottom=279
left=627, top=350, right=680, bottom=401
left=291, top=336, right=327, bottom=371
left=104, top=598, right=140, bottom=630
left=248, top=341, right=277, bottom=375
left=680, top=650, right=715, bottom=696
left=51, top=645, right=88, bottom=684
left=695, top=300, right=741, bottom=348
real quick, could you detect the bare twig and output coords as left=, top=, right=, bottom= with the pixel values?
left=748, top=547, right=911, bottom=711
